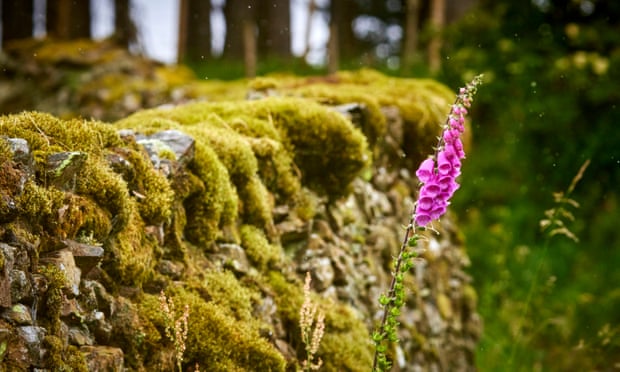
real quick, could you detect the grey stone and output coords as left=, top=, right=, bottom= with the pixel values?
left=1, top=303, right=33, bottom=325
left=9, top=270, right=32, bottom=304
left=4, top=137, right=33, bottom=170
left=17, top=326, right=46, bottom=367
left=62, top=239, right=104, bottom=275
left=147, top=129, right=195, bottom=165
left=216, top=243, right=250, bottom=275
left=68, top=325, right=94, bottom=346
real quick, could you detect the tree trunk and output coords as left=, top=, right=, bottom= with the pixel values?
left=2, top=0, right=34, bottom=46
left=113, top=0, right=137, bottom=48
left=244, top=20, right=257, bottom=77
left=223, top=0, right=255, bottom=60
left=178, top=0, right=211, bottom=63
left=402, top=0, right=420, bottom=73
left=327, top=21, right=339, bottom=74
left=330, top=0, right=360, bottom=64
left=46, top=0, right=91, bottom=40
left=427, top=0, right=445, bottom=73
left=257, top=0, right=291, bottom=58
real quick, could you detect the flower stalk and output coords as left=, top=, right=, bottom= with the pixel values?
left=372, top=75, right=483, bottom=371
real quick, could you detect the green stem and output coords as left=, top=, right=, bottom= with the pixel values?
left=372, top=211, right=417, bottom=371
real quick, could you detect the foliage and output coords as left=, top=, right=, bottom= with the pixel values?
left=439, top=1, right=620, bottom=369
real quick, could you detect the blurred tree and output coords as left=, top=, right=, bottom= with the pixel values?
left=223, top=0, right=255, bottom=60
left=47, top=0, right=91, bottom=39
left=1, top=0, right=33, bottom=45
left=257, top=0, right=291, bottom=58
left=113, top=0, right=137, bottom=48
left=402, top=0, right=420, bottom=71
left=178, top=0, right=211, bottom=63
left=427, top=0, right=445, bottom=72
left=328, top=0, right=362, bottom=72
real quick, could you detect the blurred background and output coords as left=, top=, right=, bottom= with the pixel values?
left=2, top=0, right=619, bottom=370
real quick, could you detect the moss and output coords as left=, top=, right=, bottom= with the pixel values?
left=16, top=180, right=65, bottom=234
left=115, top=96, right=369, bottom=201
left=291, top=84, right=387, bottom=147
left=55, top=193, right=111, bottom=241
left=267, top=271, right=373, bottom=371
left=43, top=335, right=89, bottom=372
left=185, top=144, right=238, bottom=245
left=193, top=269, right=260, bottom=322
left=39, top=264, right=67, bottom=336
left=120, top=147, right=174, bottom=225
left=240, top=224, right=282, bottom=270
left=138, top=287, right=286, bottom=371
left=103, top=203, right=157, bottom=286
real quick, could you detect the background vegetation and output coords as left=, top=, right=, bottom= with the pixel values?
left=2, top=0, right=619, bottom=370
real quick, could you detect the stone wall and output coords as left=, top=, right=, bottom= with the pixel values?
left=0, top=40, right=480, bottom=371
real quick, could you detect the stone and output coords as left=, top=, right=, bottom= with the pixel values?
left=9, top=270, right=32, bottom=304
left=0, top=243, right=16, bottom=307
left=276, top=218, right=308, bottom=246
left=16, top=326, right=46, bottom=367
left=1, top=304, right=33, bottom=325
left=216, top=243, right=250, bottom=275
left=85, top=310, right=112, bottom=344
left=62, top=239, right=104, bottom=275
left=46, top=151, right=88, bottom=191
left=40, top=249, right=81, bottom=297
left=69, top=325, right=94, bottom=346
left=309, top=257, right=334, bottom=292
left=147, top=129, right=195, bottom=166
left=4, top=137, right=33, bottom=171
left=156, top=260, right=184, bottom=280
left=81, top=345, right=124, bottom=372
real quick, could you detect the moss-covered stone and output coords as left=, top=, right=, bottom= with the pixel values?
left=43, top=335, right=89, bottom=372
left=138, top=286, right=286, bottom=371
left=267, top=271, right=373, bottom=371
left=116, top=97, right=369, bottom=201
left=240, top=224, right=283, bottom=270
left=0, top=111, right=173, bottom=286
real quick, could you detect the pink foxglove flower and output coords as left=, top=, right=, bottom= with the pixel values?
left=413, top=75, right=482, bottom=227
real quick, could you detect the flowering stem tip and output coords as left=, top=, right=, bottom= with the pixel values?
left=413, top=74, right=483, bottom=228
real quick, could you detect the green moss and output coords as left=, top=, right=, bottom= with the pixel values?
left=39, top=264, right=67, bottom=336
left=185, top=143, right=238, bottom=245
left=195, top=269, right=260, bottom=322
left=43, top=335, right=89, bottom=372
left=267, top=271, right=373, bottom=371
left=240, top=224, right=283, bottom=270
left=16, top=180, right=65, bottom=234
left=138, top=287, right=286, bottom=371
left=115, top=96, right=369, bottom=201
left=121, top=147, right=174, bottom=225
left=291, top=84, right=387, bottom=147
left=56, top=193, right=111, bottom=242
left=103, top=204, right=157, bottom=286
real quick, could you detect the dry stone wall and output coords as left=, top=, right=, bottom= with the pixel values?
left=0, top=40, right=480, bottom=371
